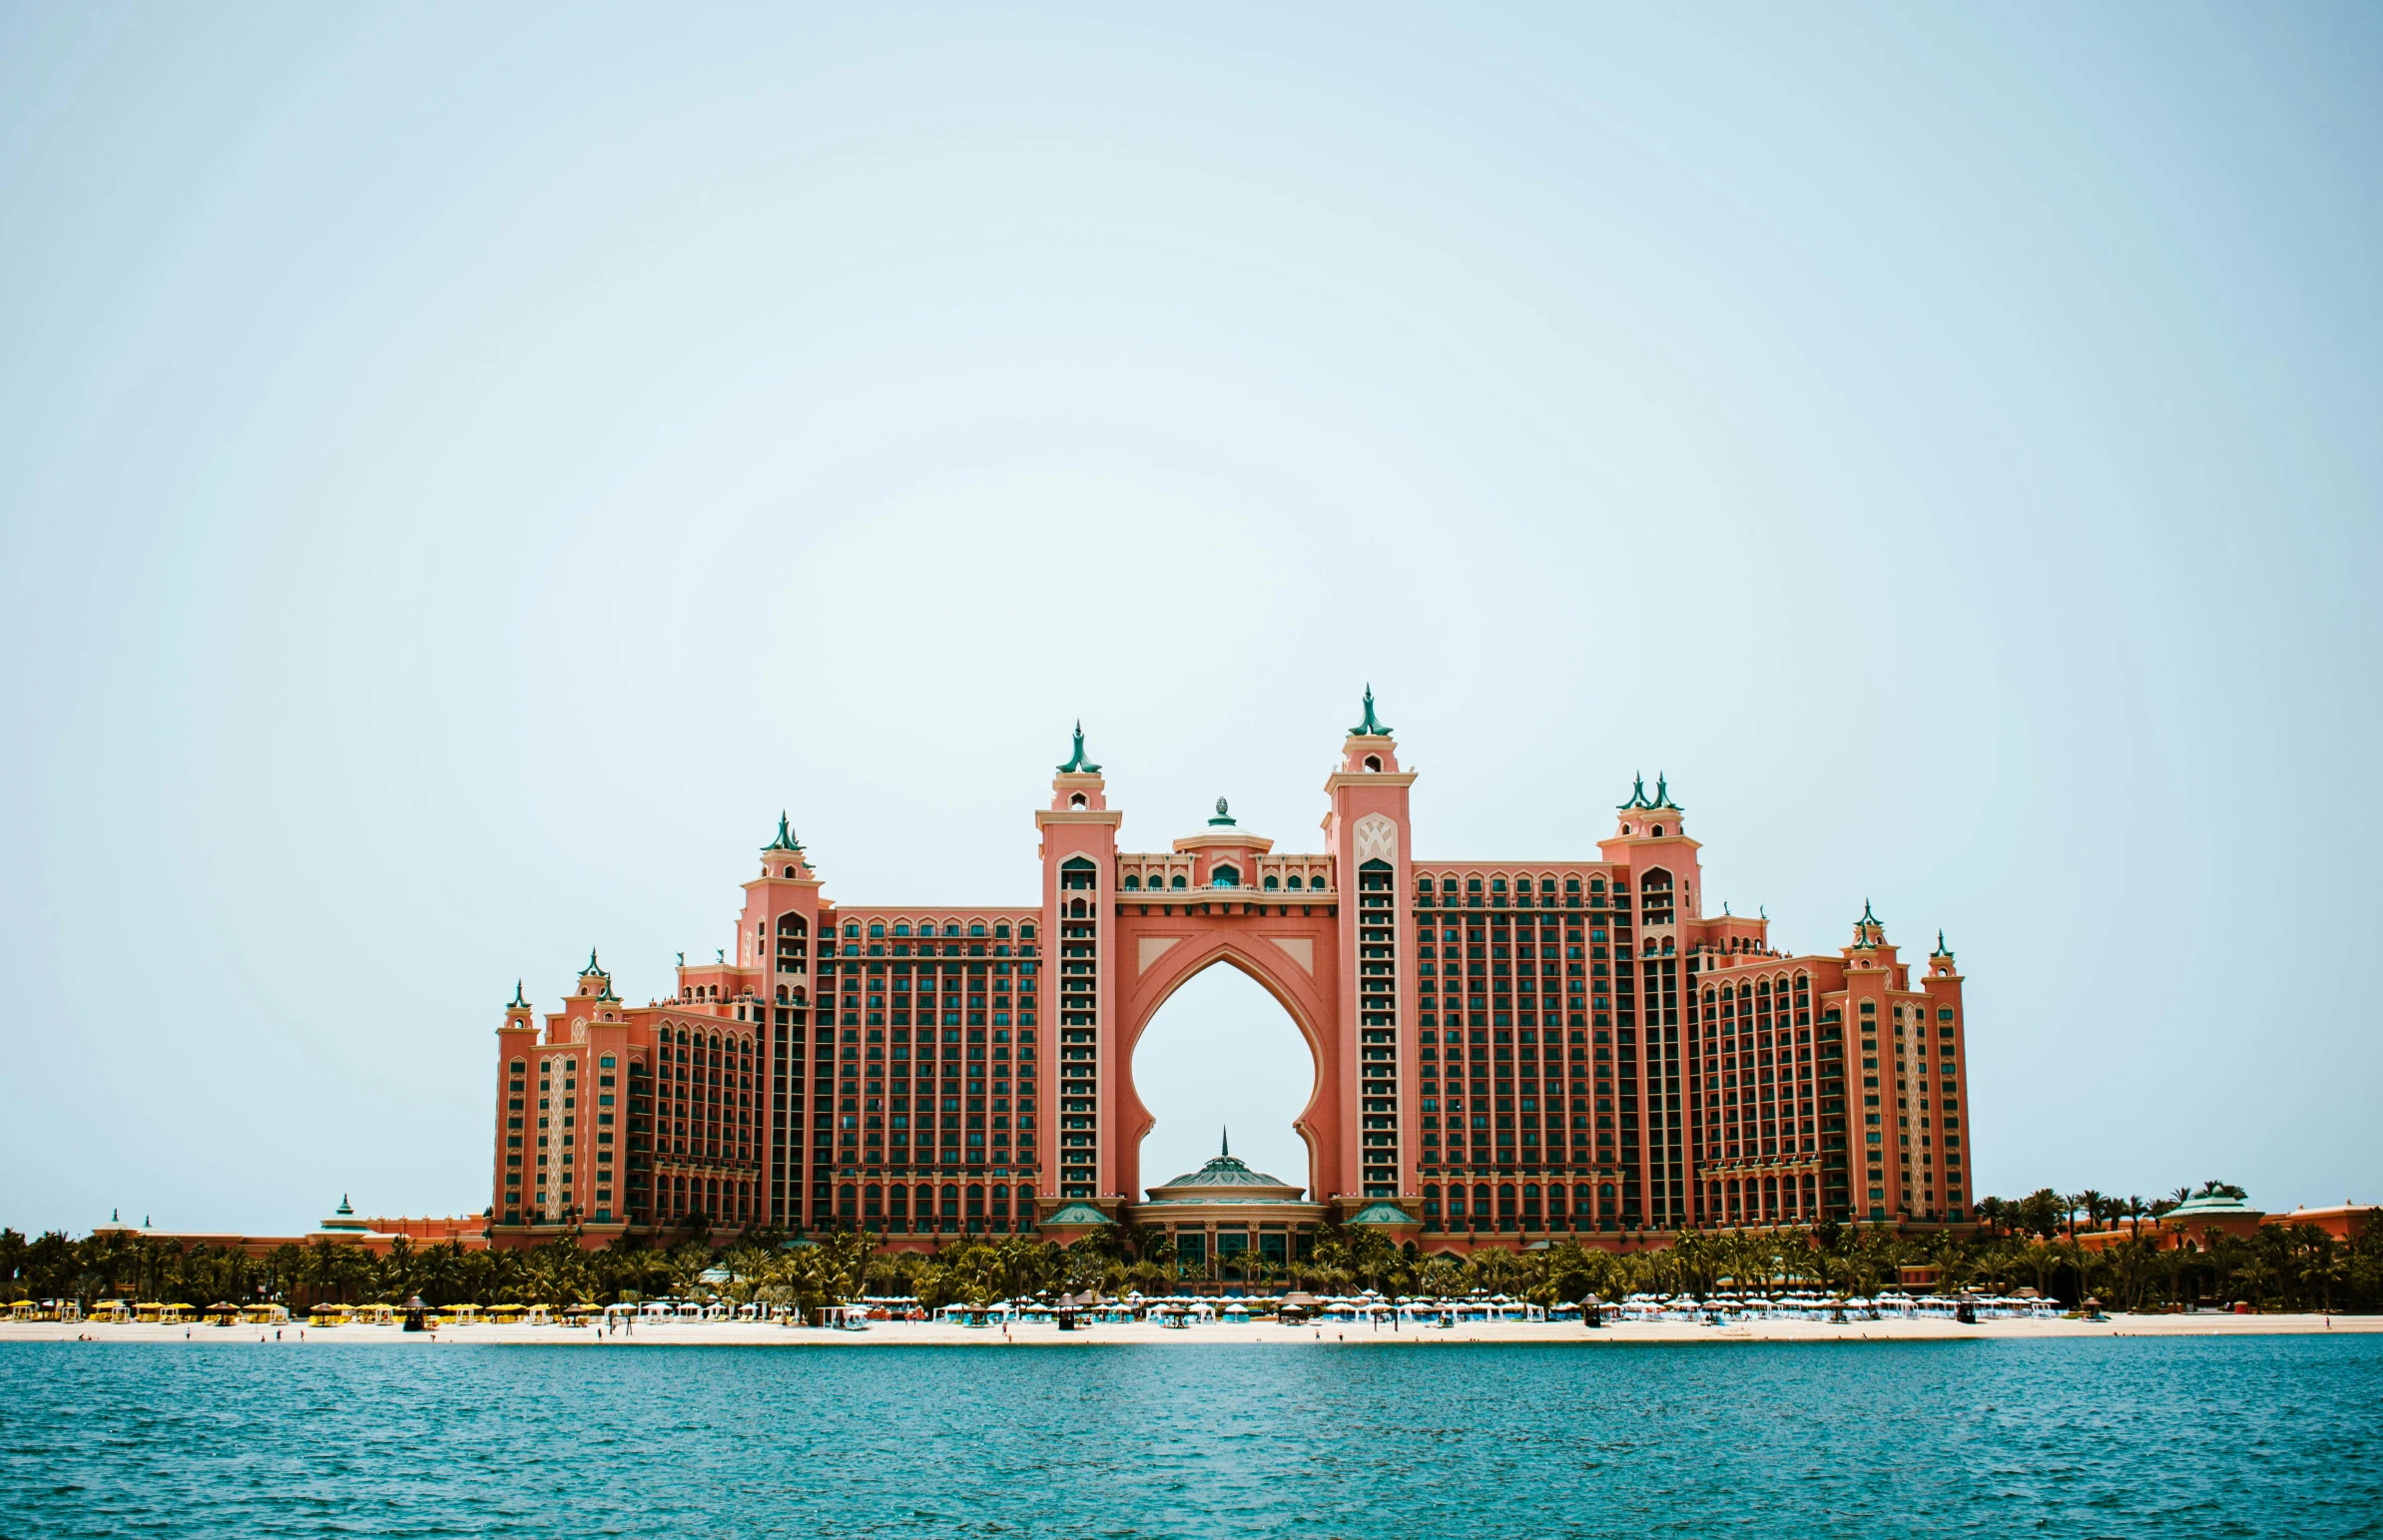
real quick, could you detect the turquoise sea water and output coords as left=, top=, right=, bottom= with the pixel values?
left=3, top=1336, right=2379, bottom=1538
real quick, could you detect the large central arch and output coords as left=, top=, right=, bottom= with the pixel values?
left=1112, top=910, right=1346, bottom=1208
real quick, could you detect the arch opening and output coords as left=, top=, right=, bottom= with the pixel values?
left=1129, top=962, right=1316, bottom=1202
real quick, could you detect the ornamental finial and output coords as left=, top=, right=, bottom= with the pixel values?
left=1618, top=773, right=1649, bottom=811
left=509, top=980, right=527, bottom=1009
left=1057, top=721, right=1102, bottom=774
left=1349, top=685, right=1392, bottom=737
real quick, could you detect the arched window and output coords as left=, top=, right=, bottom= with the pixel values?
left=1171, top=874, right=1187, bottom=889
left=1211, top=864, right=1240, bottom=887
left=1059, top=856, right=1098, bottom=891
left=1069, top=792, right=1087, bottom=809
left=1286, top=874, right=1303, bottom=890
left=1262, top=874, right=1279, bottom=890
left=1363, top=755, right=1382, bottom=772
left=1122, top=874, right=1140, bottom=890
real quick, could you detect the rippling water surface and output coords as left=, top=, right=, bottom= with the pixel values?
left=4, top=1336, right=2379, bottom=1537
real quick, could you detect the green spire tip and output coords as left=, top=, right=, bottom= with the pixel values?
left=1349, top=686, right=1392, bottom=737
left=1057, top=721, right=1102, bottom=774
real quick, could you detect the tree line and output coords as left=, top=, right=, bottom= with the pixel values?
left=6, top=1187, right=2376, bottom=1319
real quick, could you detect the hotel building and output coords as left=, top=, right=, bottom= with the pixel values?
left=489, top=694, right=1974, bottom=1250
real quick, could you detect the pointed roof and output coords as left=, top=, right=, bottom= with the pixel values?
left=763, top=812, right=803, bottom=853
left=1617, top=772, right=1649, bottom=810
left=508, top=980, right=528, bottom=1009
left=1348, top=685, right=1392, bottom=737
left=1650, top=772, right=1679, bottom=810
left=1057, top=720, right=1101, bottom=774
left=580, top=948, right=604, bottom=976
left=1860, top=898, right=1879, bottom=925
left=1043, top=1202, right=1115, bottom=1228
left=1932, top=929, right=1953, bottom=958
left=1345, top=1201, right=1420, bottom=1228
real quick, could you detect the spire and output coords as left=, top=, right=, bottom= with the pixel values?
left=1208, top=796, right=1235, bottom=826
left=1651, top=772, right=1679, bottom=810
left=763, top=812, right=802, bottom=853
left=583, top=948, right=601, bottom=975
left=1860, top=898, right=1879, bottom=925
left=1348, top=685, right=1392, bottom=737
left=1932, top=929, right=1953, bottom=958
left=1617, top=772, right=1649, bottom=810
left=1221, top=1127, right=1231, bottom=1159
left=508, top=980, right=527, bottom=1009
left=1057, top=721, right=1101, bottom=774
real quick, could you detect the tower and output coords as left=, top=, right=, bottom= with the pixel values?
left=1322, top=686, right=1417, bottom=1201
left=1036, top=724, right=1122, bottom=1208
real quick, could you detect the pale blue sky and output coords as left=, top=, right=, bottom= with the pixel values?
left=2, top=6, right=2377, bottom=1232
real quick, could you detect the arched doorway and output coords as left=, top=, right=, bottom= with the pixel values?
left=1129, top=963, right=1317, bottom=1202
left=1112, top=913, right=1345, bottom=1208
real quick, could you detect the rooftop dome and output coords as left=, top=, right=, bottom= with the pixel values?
left=1143, top=1131, right=1305, bottom=1204
left=2163, top=1190, right=2261, bottom=1221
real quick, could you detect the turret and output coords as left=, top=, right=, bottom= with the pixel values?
left=1339, top=685, right=1402, bottom=774
left=760, top=811, right=815, bottom=882
left=574, top=949, right=618, bottom=1002
left=1051, top=721, right=1109, bottom=812
left=1599, top=772, right=1702, bottom=925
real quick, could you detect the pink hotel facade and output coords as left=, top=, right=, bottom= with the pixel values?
left=490, top=694, right=1975, bottom=1250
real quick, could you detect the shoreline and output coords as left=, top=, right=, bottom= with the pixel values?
left=5, top=1313, right=2374, bottom=1347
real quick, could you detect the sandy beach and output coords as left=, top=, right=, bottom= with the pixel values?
left=6, top=1312, right=2373, bottom=1347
